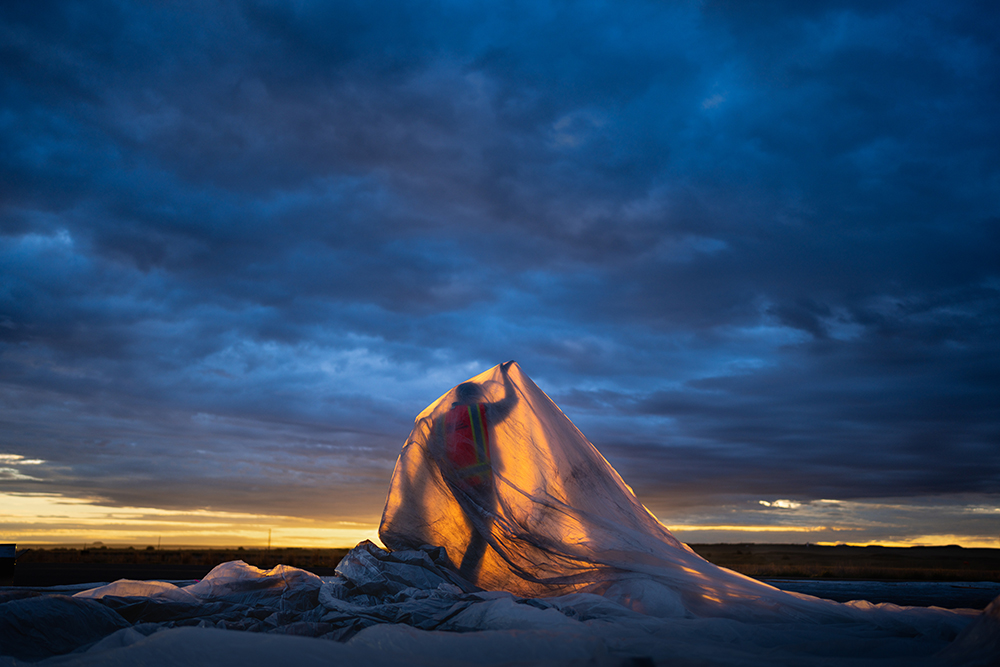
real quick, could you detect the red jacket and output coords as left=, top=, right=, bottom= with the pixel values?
left=437, top=403, right=492, bottom=488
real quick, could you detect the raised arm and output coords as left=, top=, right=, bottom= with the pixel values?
left=485, top=360, right=518, bottom=423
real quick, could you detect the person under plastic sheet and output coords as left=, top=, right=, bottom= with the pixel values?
left=429, top=360, right=517, bottom=580
left=382, top=361, right=700, bottom=602
left=382, top=362, right=899, bottom=617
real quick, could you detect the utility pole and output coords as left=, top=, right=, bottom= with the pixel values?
left=267, top=529, right=271, bottom=552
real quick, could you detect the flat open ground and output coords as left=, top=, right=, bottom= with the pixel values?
left=9, top=543, right=999, bottom=588
left=687, top=543, right=1000, bottom=581
left=10, top=547, right=350, bottom=587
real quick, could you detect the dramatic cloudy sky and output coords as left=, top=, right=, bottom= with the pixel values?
left=2, top=0, right=998, bottom=548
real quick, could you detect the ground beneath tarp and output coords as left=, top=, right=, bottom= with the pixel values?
left=760, top=579, right=1000, bottom=610
left=1, top=542, right=997, bottom=667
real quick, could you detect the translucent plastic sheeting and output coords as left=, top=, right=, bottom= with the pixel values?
left=3, top=545, right=992, bottom=666
left=379, top=363, right=970, bottom=623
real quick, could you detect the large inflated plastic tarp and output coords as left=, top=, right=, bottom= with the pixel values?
left=379, top=364, right=883, bottom=620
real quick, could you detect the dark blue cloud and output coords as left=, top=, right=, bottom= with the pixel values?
left=1, top=0, right=998, bottom=541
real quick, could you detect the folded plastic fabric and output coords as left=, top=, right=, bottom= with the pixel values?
left=0, top=543, right=996, bottom=666
left=0, top=594, right=130, bottom=662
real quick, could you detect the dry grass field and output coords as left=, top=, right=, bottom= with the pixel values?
left=8, top=543, right=999, bottom=587
left=12, top=547, right=351, bottom=586
left=687, top=543, right=1000, bottom=581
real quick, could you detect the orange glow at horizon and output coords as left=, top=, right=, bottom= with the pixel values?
left=0, top=492, right=382, bottom=548
left=3, top=491, right=996, bottom=550
left=814, top=536, right=1000, bottom=549
left=668, top=524, right=836, bottom=532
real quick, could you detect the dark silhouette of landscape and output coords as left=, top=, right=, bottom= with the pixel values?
left=10, top=543, right=998, bottom=588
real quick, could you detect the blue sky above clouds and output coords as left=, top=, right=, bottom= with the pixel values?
left=1, top=0, right=998, bottom=546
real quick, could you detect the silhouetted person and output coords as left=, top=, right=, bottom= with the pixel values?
left=434, top=361, right=517, bottom=580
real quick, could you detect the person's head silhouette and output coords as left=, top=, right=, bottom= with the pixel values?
left=455, top=382, right=485, bottom=405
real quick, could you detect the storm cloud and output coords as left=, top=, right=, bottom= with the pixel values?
left=1, top=0, right=998, bottom=545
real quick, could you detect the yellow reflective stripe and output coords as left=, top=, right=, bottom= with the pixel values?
left=467, top=404, right=489, bottom=465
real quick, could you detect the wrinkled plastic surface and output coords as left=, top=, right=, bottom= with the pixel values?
left=0, top=594, right=130, bottom=661
left=0, top=544, right=992, bottom=666
left=380, top=364, right=854, bottom=620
